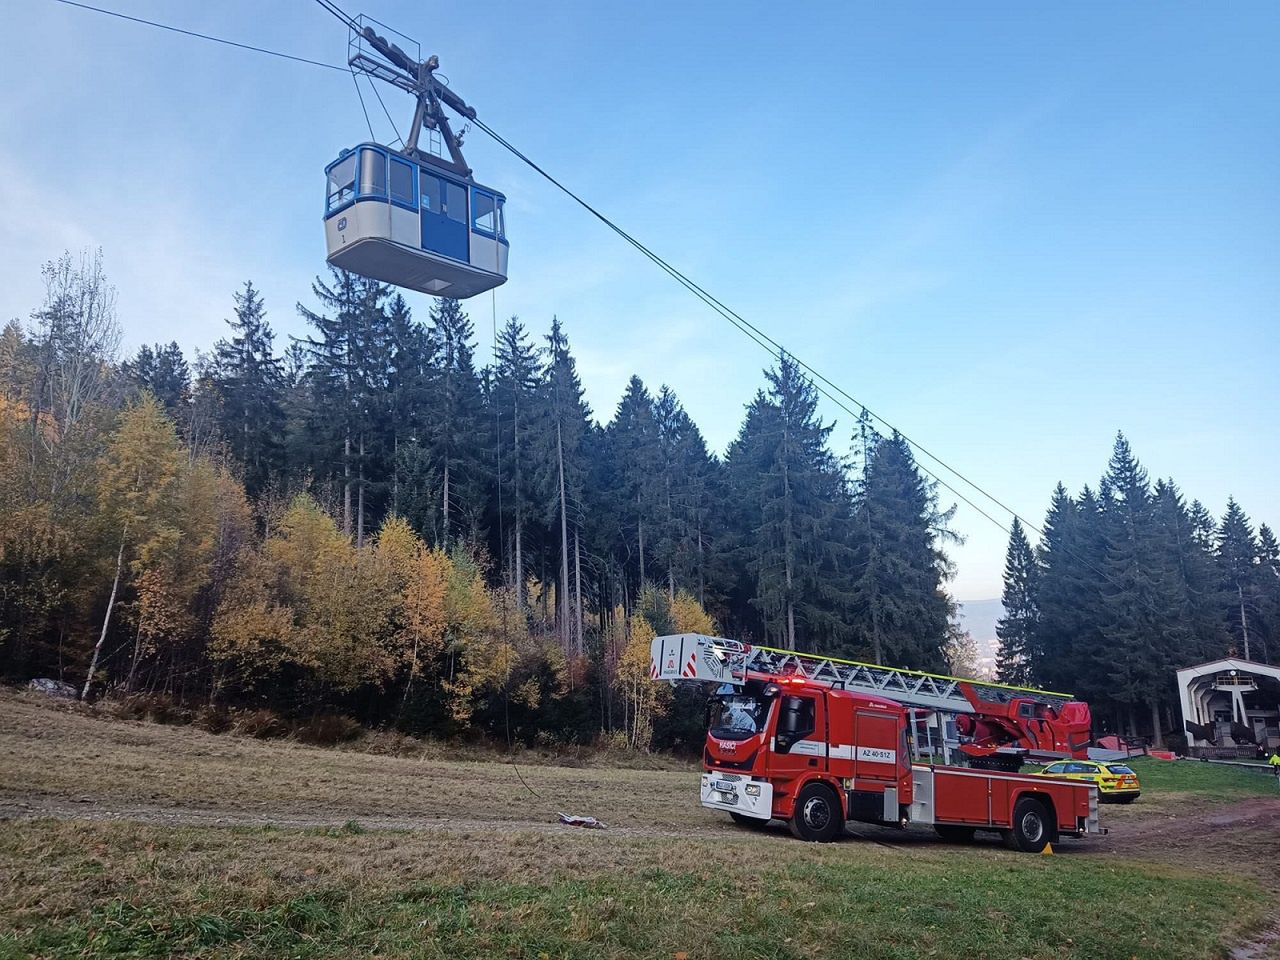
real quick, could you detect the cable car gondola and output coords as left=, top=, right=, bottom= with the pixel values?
left=325, top=23, right=507, bottom=299
left=325, top=143, right=507, bottom=298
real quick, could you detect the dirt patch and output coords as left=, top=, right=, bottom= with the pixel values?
left=0, top=794, right=719, bottom=840
left=1088, top=795, right=1280, bottom=891
left=1233, top=921, right=1280, bottom=960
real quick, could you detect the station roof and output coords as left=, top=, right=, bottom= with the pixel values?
left=1175, top=658, right=1280, bottom=685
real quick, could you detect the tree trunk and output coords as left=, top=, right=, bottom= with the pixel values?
left=782, top=421, right=796, bottom=651
left=574, top=531, right=584, bottom=657
left=665, top=474, right=674, bottom=600
left=442, top=461, right=451, bottom=548
left=513, top=400, right=523, bottom=605
left=400, top=637, right=419, bottom=714
left=557, top=422, right=570, bottom=654
left=1149, top=698, right=1164, bottom=748
left=515, top=518, right=524, bottom=607
left=539, top=552, right=548, bottom=625
left=638, top=517, right=646, bottom=586
left=697, top=511, right=705, bottom=606
left=125, top=620, right=144, bottom=693
left=356, top=432, right=366, bottom=547
left=342, top=433, right=352, bottom=537
left=1238, top=584, right=1251, bottom=660
left=83, top=526, right=127, bottom=700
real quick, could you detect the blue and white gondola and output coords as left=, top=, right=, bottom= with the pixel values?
left=325, top=142, right=508, bottom=299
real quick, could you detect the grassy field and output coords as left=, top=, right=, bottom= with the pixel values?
left=2, top=819, right=1268, bottom=960
left=2, top=691, right=1278, bottom=959
left=1121, top=755, right=1279, bottom=798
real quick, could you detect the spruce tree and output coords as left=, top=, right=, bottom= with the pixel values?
left=297, top=268, right=388, bottom=540
left=652, top=385, right=719, bottom=604
left=122, top=342, right=189, bottom=417
left=605, top=376, right=661, bottom=592
left=353, top=292, right=396, bottom=545
left=1030, top=484, right=1107, bottom=702
left=277, top=340, right=313, bottom=493
left=423, top=298, right=486, bottom=547
left=849, top=430, right=951, bottom=670
left=995, top=518, right=1037, bottom=686
left=1096, top=434, right=1180, bottom=742
left=490, top=316, right=541, bottom=602
left=1151, top=479, right=1225, bottom=663
left=1217, top=498, right=1261, bottom=660
left=386, top=294, right=432, bottom=519
left=212, top=282, right=285, bottom=497
left=727, top=354, right=853, bottom=652
left=1255, top=524, right=1280, bottom=663
left=531, top=317, right=592, bottom=654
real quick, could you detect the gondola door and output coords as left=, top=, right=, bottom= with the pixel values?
left=420, top=169, right=469, bottom=263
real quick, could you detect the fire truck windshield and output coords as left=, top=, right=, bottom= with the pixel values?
left=709, top=695, right=767, bottom=741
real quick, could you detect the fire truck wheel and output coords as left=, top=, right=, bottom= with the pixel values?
left=788, top=782, right=844, bottom=843
left=1005, top=797, right=1052, bottom=853
left=730, top=812, right=772, bottom=829
left=934, top=824, right=976, bottom=843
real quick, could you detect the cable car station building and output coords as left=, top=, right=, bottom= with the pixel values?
left=1176, top=658, right=1280, bottom=757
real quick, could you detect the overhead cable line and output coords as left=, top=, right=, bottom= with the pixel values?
left=469, top=115, right=1018, bottom=537
left=466, top=120, right=1175, bottom=612
left=313, top=0, right=362, bottom=33
left=368, top=76, right=405, bottom=147
left=456, top=126, right=1181, bottom=611
left=349, top=70, right=376, bottom=141
left=48, top=0, right=347, bottom=72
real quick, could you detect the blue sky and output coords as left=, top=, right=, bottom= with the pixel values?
left=2, top=1, right=1276, bottom=603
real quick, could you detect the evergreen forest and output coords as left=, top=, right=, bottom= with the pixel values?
left=995, top=436, right=1280, bottom=744
left=2, top=250, right=1274, bottom=750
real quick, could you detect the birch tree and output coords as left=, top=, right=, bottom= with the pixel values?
left=82, top=396, right=183, bottom=699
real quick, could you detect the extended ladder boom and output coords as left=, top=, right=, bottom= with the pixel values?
left=650, top=633, right=1075, bottom=715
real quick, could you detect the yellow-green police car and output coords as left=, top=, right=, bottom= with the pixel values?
left=1035, top=759, right=1142, bottom=803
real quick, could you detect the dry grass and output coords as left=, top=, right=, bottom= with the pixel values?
left=2, top=688, right=1279, bottom=958
left=0, top=690, right=701, bottom=831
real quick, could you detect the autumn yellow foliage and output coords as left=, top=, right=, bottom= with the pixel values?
left=210, top=506, right=567, bottom=722
left=212, top=496, right=398, bottom=692
left=671, top=590, right=716, bottom=635
left=613, top=589, right=716, bottom=750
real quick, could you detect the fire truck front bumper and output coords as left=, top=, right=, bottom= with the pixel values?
left=700, top=772, right=774, bottom=820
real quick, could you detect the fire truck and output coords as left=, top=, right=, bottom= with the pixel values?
left=650, top=634, right=1103, bottom=851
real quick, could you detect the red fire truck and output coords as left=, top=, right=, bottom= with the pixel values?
left=651, top=634, right=1103, bottom=851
